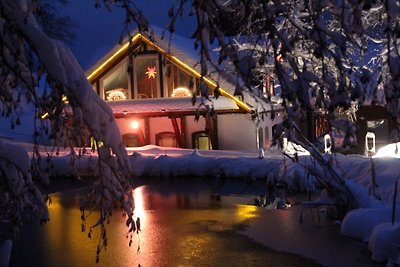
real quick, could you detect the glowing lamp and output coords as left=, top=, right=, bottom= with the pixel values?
left=145, top=66, right=157, bottom=79
left=276, top=54, right=284, bottom=62
left=171, top=87, right=191, bottom=97
left=62, top=95, right=69, bottom=104
left=130, top=120, right=139, bottom=129
left=41, top=112, right=49, bottom=119
left=106, top=88, right=127, bottom=101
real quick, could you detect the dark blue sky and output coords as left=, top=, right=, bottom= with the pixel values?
left=63, top=0, right=195, bottom=70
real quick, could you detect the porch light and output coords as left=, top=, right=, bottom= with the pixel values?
left=130, top=120, right=139, bottom=129
left=365, top=132, right=376, bottom=156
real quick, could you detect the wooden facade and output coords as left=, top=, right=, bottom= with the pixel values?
left=85, top=30, right=281, bottom=151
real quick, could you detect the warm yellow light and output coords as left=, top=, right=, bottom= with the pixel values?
left=139, top=35, right=253, bottom=113
left=87, top=34, right=141, bottom=81
left=97, top=140, right=104, bottom=148
left=86, top=33, right=253, bottom=113
left=235, top=204, right=258, bottom=220
left=41, top=112, right=49, bottom=119
left=133, top=186, right=145, bottom=220
left=62, top=95, right=69, bottom=103
left=106, top=89, right=127, bottom=101
left=145, top=66, right=157, bottom=79
left=90, top=137, right=104, bottom=149
left=171, top=87, right=192, bottom=97
left=130, top=120, right=139, bottom=129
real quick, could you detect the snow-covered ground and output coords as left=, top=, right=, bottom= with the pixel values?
left=7, top=140, right=400, bottom=265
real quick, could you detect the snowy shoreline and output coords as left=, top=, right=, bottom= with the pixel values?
left=6, top=141, right=400, bottom=265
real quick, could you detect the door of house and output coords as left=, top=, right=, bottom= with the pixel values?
left=123, top=133, right=139, bottom=147
left=156, top=132, right=177, bottom=147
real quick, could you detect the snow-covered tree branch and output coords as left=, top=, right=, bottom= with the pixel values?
left=2, top=0, right=400, bottom=264
left=0, top=0, right=135, bottom=259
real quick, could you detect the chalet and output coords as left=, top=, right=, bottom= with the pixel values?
left=86, top=28, right=283, bottom=151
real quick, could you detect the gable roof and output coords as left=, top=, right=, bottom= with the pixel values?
left=86, top=29, right=253, bottom=113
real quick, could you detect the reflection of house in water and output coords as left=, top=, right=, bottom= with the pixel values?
left=86, top=28, right=283, bottom=151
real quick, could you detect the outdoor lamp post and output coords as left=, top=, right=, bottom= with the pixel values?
left=365, top=132, right=376, bottom=157
left=324, top=134, right=332, bottom=154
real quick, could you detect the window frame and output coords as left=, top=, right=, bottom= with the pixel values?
left=133, top=53, right=161, bottom=99
left=99, top=57, right=131, bottom=100
left=163, top=59, right=196, bottom=98
left=155, top=131, right=178, bottom=147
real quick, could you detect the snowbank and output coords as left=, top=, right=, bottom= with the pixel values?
left=341, top=207, right=399, bottom=241
left=368, top=223, right=400, bottom=263
left=9, top=142, right=400, bottom=265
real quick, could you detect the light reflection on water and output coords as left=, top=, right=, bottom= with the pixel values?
left=235, top=204, right=258, bottom=220
left=10, top=179, right=263, bottom=267
left=10, top=178, right=320, bottom=267
left=132, top=185, right=145, bottom=223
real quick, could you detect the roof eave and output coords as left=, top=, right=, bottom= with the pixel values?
left=113, top=108, right=246, bottom=118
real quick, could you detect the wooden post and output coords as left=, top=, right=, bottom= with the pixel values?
left=206, top=115, right=218, bottom=150
left=136, top=128, right=146, bottom=146
left=144, top=117, right=150, bottom=145
left=180, top=117, right=186, bottom=148
left=170, top=117, right=183, bottom=148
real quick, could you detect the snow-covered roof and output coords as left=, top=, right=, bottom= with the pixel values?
left=106, top=96, right=242, bottom=117
left=86, top=26, right=253, bottom=113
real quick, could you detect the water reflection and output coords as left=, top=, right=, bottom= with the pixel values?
left=10, top=178, right=321, bottom=267
left=235, top=204, right=258, bottom=220
left=132, top=186, right=145, bottom=222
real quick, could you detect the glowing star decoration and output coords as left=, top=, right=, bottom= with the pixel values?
left=145, top=66, right=157, bottom=79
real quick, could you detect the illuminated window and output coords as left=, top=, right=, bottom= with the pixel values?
left=101, top=59, right=129, bottom=101
left=314, top=115, right=330, bottom=138
left=122, top=133, right=139, bottom=147
left=165, top=61, right=194, bottom=97
left=192, top=131, right=212, bottom=150
left=263, top=76, right=274, bottom=95
left=135, top=55, right=160, bottom=99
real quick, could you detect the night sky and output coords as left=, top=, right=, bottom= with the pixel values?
left=63, top=0, right=195, bottom=70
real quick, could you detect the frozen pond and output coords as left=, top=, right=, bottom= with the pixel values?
left=10, top=177, right=322, bottom=266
